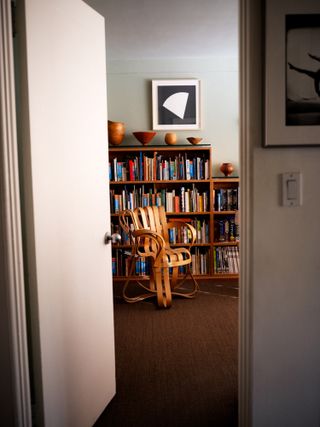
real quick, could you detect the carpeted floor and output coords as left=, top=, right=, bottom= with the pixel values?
left=94, top=282, right=238, bottom=427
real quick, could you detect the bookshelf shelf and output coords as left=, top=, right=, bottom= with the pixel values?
left=110, top=179, right=211, bottom=184
left=109, top=145, right=239, bottom=281
left=211, top=274, right=239, bottom=280
left=112, top=211, right=211, bottom=216
left=213, top=177, right=239, bottom=183
left=213, top=241, right=239, bottom=246
left=213, top=210, right=238, bottom=215
left=166, top=211, right=211, bottom=215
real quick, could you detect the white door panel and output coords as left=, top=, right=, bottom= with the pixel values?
left=17, top=0, right=115, bottom=425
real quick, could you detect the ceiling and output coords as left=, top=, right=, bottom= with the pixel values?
left=85, top=0, right=238, bottom=60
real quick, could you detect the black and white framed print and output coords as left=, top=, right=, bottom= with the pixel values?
left=286, top=14, right=320, bottom=126
left=152, top=79, right=201, bottom=130
left=264, top=0, right=320, bottom=147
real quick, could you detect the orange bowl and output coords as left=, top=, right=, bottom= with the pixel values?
left=187, top=137, right=203, bottom=145
left=133, top=131, right=156, bottom=145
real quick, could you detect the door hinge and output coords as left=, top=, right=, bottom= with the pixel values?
left=11, top=1, right=16, bottom=38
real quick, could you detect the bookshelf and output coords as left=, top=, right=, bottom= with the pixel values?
left=213, top=178, right=240, bottom=279
left=109, top=145, right=239, bottom=281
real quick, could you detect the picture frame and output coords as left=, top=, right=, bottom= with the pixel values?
left=264, top=0, right=320, bottom=147
left=152, top=79, right=201, bottom=130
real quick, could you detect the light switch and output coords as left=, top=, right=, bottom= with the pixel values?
left=287, top=179, right=297, bottom=200
left=282, top=172, right=302, bottom=207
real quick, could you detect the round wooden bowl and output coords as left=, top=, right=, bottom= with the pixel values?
left=165, top=132, right=177, bottom=145
left=187, top=137, right=203, bottom=145
left=133, top=131, right=157, bottom=145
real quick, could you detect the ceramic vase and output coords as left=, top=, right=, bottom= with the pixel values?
left=108, top=120, right=125, bottom=146
left=220, top=162, right=234, bottom=177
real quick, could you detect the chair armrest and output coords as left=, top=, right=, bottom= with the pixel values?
left=132, top=229, right=166, bottom=260
left=167, top=221, right=196, bottom=245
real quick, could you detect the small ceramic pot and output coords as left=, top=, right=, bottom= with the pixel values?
left=108, top=121, right=125, bottom=146
left=165, top=133, right=177, bottom=145
left=220, top=162, right=234, bottom=177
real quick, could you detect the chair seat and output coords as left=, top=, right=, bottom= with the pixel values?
left=119, top=206, right=199, bottom=308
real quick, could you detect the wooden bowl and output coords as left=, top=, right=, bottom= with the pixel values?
left=165, top=132, right=177, bottom=145
left=133, top=131, right=157, bottom=145
left=187, top=137, right=203, bottom=145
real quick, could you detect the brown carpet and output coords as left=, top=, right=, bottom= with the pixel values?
left=94, top=282, right=238, bottom=427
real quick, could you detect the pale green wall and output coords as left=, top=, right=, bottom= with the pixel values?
left=106, top=57, right=239, bottom=177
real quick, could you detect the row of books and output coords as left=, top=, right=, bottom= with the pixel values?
left=214, top=218, right=240, bottom=242
left=191, top=248, right=209, bottom=275
left=112, top=252, right=150, bottom=277
left=213, top=246, right=239, bottom=274
left=111, top=248, right=210, bottom=276
left=110, top=186, right=209, bottom=214
left=214, top=188, right=239, bottom=211
left=110, top=152, right=210, bottom=182
left=111, top=218, right=209, bottom=246
left=169, top=218, right=209, bottom=244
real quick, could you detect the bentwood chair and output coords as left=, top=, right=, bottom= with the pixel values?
left=119, top=206, right=199, bottom=308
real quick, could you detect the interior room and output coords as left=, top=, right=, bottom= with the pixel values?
left=1, top=0, right=320, bottom=426
left=86, top=0, right=240, bottom=425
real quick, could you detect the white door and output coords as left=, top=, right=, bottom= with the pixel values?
left=16, top=0, right=115, bottom=425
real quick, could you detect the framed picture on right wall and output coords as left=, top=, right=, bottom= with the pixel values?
left=264, top=0, right=320, bottom=147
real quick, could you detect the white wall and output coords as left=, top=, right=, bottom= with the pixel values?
left=107, top=57, right=239, bottom=176
left=248, top=0, right=320, bottom=425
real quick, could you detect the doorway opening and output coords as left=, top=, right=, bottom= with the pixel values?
left=87, top=1, right=241, bottom=425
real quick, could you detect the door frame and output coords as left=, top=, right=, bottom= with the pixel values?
left=0, top=0, right=254, bottom=426
left=0, top=1, right=32, bottom=426
left=239, top=0, right=254, bottom=424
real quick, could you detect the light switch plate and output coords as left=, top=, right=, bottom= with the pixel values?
left=282, top=172, right=302, bottom=207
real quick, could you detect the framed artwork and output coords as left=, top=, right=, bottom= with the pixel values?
left=152, top=79, right=201, bottom=130
left=264, top=0, right=320, bottom=147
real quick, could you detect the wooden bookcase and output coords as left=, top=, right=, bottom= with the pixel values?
left=109, top=144, right=239, bottom=282
left=212, top=178, right=240, bottom=279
